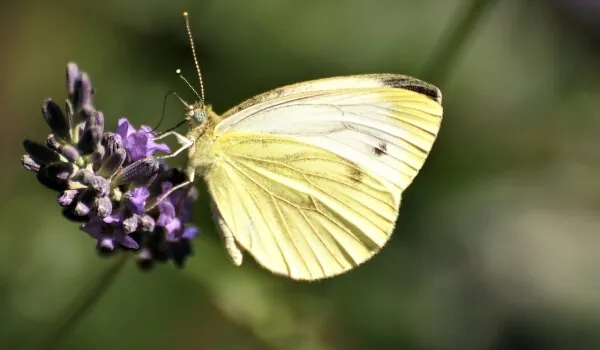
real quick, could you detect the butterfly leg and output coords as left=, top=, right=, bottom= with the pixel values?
left=145, top=180, right=190, bottom=211
left=154, top=131, right=194, bottom=160
left=145, top=167, right=196, bottom=211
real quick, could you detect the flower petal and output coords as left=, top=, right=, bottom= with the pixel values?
left=71, top=72, right=93, bottom=111
left=58, top=189, right=79, bottom=206
left=103, top=211, right=123, bottom=224
left=164, top=217, right=182, bottom=235
left=62, top=205, right=88, bottom=222
left=42, top=99, right=70, bottom=140
left=90, top=175, right=110, bottom=197
left=157, top=200, right=176, bottom=225
left=77, top=126, right=102, bottom=155
left=98, top=148, right=126, bottom=178
left=80, top=215, right=105, bottom=238
left=66, top=63, right=80, bottom=94
left=139, top=215, right=156, bottom=232
left=127, top=132, right=149, bottom=161
left=116, top=118, right=135, bottom=140
left=116, top=232, right=139, bottom=249
left=182, top=226, right=199, bottom=239
left=97, top=238, right=115, bottom=252
left=38, top=162, right=75, bottom=191
left=46, top=135, right=80, bottom=163
left=95, top=196, right=112, bottom=218
left=140, top=126, right=171, bottom=155
left=123, top=214, right=139, bottom=234
left=86, top=110, right=104, bottom=132
left=101, top=132, right=124, bottom=160
left=74, top=191, right=94, bottom=216
left=23, top=140, right=61, bottom=165
left=125, top=186, right=150, bottom=215
left=22, top=154, right=41, bottom=173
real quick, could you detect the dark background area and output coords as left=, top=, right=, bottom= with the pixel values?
left=2, top=1, right=600, bottom=349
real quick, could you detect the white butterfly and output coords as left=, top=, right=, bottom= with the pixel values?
left=155, top=12, right=443, bottom=281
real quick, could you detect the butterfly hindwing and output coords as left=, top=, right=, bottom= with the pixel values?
left=206, top=132, right=398, bottom=280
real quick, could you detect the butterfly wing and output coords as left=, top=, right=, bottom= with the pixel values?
left=205, top=74, right=443, bottom=280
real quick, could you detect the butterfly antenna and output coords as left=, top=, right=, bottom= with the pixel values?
left=183, top=11, right=205, bottom=104
left=176, top=69, right=201, bottom=102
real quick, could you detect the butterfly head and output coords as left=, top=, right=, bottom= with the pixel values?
left=185, top=101, right=208, bottom=126
left=178, top=96, right=219, bottom=133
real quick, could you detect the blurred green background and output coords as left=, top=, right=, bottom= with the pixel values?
left=2, top=0, right=600, bottom=349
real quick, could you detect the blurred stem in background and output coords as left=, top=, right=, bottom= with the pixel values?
left=422, top=0, right=500, bottom=86
left=30, top=1, right=499, bottom=349
left=29, top=254, right=129, bottom=350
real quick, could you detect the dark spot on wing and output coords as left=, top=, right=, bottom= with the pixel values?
left=373, top=142, right=387, bottom=156
left=380, top=76, right=442, bottom=104
left=347, top=162, right=364, bottom=184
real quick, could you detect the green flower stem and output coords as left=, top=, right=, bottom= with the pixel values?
left=422, top=0, right=500, bottom=85
left=30, top=253, right=129, bottom=350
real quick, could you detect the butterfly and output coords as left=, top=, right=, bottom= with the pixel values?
left=155, top=12, right=443, bottom=281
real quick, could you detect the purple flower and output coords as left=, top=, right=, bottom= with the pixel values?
left=82, top=216, right=139, bottom=251
left=156, top=181, right=199, bottom=241
left=124, top=187, right=151, bottom=215
left=21, top=65, right=163, bottom=221
left=115, top=118, right=170, bottom=162
left=21, top=63, right=199, bottom=270
left=181, top=226, right=199, bottom=240
left=128, top=177, right=200, bottom=269
left=157, top=183, right=181, bottom=233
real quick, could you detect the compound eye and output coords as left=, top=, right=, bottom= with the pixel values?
left=194, top=109, right=206, bottom=123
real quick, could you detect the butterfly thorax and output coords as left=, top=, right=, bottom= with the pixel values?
left=185, top=104, right=223, bottom=175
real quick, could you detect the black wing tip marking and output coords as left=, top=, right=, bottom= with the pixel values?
left=380, top=76, right=442, bottom=104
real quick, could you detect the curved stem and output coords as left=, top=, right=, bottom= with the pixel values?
left=30, top=253, right=129, bottom=350
left=422, top=0, right=501, bottom=85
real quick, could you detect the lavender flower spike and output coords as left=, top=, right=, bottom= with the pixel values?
left=21, top=63, right=199, bottom=269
